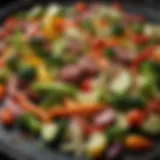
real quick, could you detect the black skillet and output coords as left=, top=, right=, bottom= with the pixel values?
left=0, top=0, right=160, bottom=160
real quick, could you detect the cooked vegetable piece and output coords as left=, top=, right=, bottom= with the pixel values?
left=50, top=54, right=64, bottom=67
left=0, top=108, right=15, bottom=126
left=107, top=142, right=123, bottom=160
left=27, top=6, right=44, bottom=20
left=132, top=23, right=144, bottom=34
left=33, top=82, right=77, bottom=96
left=81, top=19, right=96, bottom=35
left=59, top=64, right=83, bottom=84
left=127, top=109, right=146, bottom=127
left=18, top=114, right=41, bottom=135
left=110, top=71, right=132, bottom=94
left=111, top=24, right=124, bottom=36
left=49, top=104, right=104, bottom=118
left=108, top=94, right=146, bottom=111
left=7, top=55, right=19, bottom=71
left=41, top=119, right=68, bottom=145
left=131, top=46, right=153, bottom=68
left=104, top=48, right=116, bottom=59
left=86, top=132, right=107, bottom=158
left=0, top=85, right=6, bottom=101
left=76, top=90, right=101, bottom=105
left=0, top=69, right=9, bottom=83
left=78, top=56, right=100, bottom=77
left=13, top=93, right=49, bottom=122
left=140, top=60, right=160, bottom=94
left=75, top=2, right=87, bottom=13
left=142, top=114, right=160, bottom=134
left=41, top=123, right=60, bottom=143
left=18, top=65, right=37, bottom=81
left=93, top=108, right=116, bottom=127
left=125, top=134, right=153, bottom=150
left=106, top=126, right=126, bottom=142
left=9, top=32, right=25, bottom=52
left=29, top=37, right=50, bottom=58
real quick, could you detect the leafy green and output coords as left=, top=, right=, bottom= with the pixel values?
left=81, top=19, right=96, bottom=35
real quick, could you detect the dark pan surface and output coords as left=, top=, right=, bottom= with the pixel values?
left=0, top=0, right=160, bottom=160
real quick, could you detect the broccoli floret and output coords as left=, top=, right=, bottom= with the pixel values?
left=132, top=23, right=144, bottom=34
left=17, top=114, right=41, bottom=135
left=29, top=37, right=50, bottom=58
left=104, top=48, right=116, bottom=59
left=18, top=66, right=37, bottom=81
left=111, top=24, right=124, bottom=36
left=140, top=61, right=160, bottom=95
left=7, top=56, right=19, bottom=71
left=106, top=126, right=126, bottom=142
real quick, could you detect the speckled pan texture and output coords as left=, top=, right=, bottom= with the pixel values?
left=0, top=0, right=160, bottom=160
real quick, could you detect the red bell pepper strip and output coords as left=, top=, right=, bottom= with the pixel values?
left=131, top=35, right=150, bottom=45
left=131, top=46, right=154, bottom=68
left=76, top=118, right=104, bottom=135
left=75, top=2, right=87, bottom=13
left=113, top=0, right=123, bottom=12
left=81, top=78, right=92, bottom=92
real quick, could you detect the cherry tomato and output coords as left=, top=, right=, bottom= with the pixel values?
left=91, top=39, right=106, bottom=50
left=127, top=109, right=146, bottom=127
left=0, top=30, right=7, bottom=40
left=0, top=108, right=15, bottom=126
left=4, top=17, right=18, bottom=32
left=75, top=2, right=87, bottom=13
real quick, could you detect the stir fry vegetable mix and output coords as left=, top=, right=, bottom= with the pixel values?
left=0, top=2, right=160, bottom=159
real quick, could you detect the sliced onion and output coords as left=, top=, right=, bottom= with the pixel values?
left=94, top=108, right=116, bottom=127
left=4, top=98, right=24, bottom=117
left=107, top=142, right=123, bottom=159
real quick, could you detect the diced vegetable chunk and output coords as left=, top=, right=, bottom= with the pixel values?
left=87, top=132, right=107, bottom=157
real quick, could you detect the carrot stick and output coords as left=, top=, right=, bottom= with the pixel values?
left=0, top=57, right=6, bottom=67
left=7, top=76, right=17, bottom=96
left=7, top=77, right=50, bottom=122
left=12, top=93, right=50, bottom=122
left=0, top=84, right=6, bottom=101
left=48, top=104, right=105, bottom=119
left=131, top=46, right=154, bottom=69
